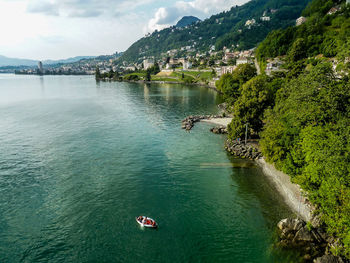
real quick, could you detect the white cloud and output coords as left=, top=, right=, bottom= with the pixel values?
left=146, top=0, right=248, bottom=32
left=25, top=0, right=156, bottom=18
left=0, top=0, right=250, bottom=60
left=0, top=0, right=147, bottom=59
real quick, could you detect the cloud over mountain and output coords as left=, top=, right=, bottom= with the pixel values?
left=146, top=0, right=248, bottom=32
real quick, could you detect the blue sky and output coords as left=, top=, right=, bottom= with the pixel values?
left=0, top=0, right=249, bottom=60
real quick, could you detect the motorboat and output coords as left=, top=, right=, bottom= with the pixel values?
left=136, top=216, right=157, bottom=228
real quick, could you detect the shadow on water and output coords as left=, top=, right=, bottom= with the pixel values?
left=226, top=155, right=303, bottom=262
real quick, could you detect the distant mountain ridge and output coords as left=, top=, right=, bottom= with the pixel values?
left=0, top=55, right=96, bottom=67
left=176, top=16, right=201, bottom=28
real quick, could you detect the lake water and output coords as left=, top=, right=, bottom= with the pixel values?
left=0, top=75, right=297, bottom=262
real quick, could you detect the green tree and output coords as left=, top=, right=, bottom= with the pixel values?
left=260, top=63, right=350, bottom=256
left=146, top=69, right=151, bottom=82
left=228, top=75, right=274, bottom=138
left=215, top=73, right=240, bottom=103
left=108, top=68, right=114, bottom=79
left=233, top=64, right=257, bottom=84
left=288, top=38, right=307, bottom=62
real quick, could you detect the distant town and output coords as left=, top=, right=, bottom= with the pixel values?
left=8, top=14, right=316, bottom=82
left=6, top=13, right=344, bottom=82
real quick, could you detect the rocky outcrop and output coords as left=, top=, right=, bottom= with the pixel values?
left=277, top=218, right=348, bottom=263
left=225, top=140, right=262, bottom=160
left=314, top=255, right=345, bottom=263
left=181, top=115, right=223, bottom=131
left=210, top=126, right=227, bottom=134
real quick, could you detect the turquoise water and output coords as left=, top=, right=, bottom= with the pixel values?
left=0, top=75, right=296, bottom=262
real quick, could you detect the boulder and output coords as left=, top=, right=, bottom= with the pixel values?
left=293, top=226, right=314, bottom=243
left=314, top=255, right=344, bottom=263
left=277, top=218, right=305, bottom=232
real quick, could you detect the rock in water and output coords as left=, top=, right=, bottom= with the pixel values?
left=210, top=126, right=227, bottom=134
left=293, top=226, right=314, bottom=243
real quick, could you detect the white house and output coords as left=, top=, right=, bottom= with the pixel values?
left=236, top=57, right=250, bottom=65
left=260, top=16, right=271, bottom=21
left=296, top=16, right=307, bottom=26
left=143, top=59, right=155, bottom=69
left=328, top=6, right=342, bottom=15
left=221, top=66, right=236, bottom=75
left=183, top=60, right=193, bottom=70
left=245, top=19, right=256, bottom=27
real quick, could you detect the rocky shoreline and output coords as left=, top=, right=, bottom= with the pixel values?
left=225, top=140, right=263, bottom=160
left=181, top=115, right=224, bottom=131
left=210, top=126, right=227, bottom=134
left=181, top=112, right=347, bottom=263
left=277, top=218, right=347, bottom=263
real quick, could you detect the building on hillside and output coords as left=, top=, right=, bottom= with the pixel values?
left=178, top=58, right=186, bottom=65
left=245, top=19, right=256, bottom=27
left=265, top=58, right=285, bottom=76
left=167, top=49, right=177, bottom=57
left=296, top=16, right=307, bottom=26
left=327, top=6, right=341, bottom=15
left=221, top=66, right=236, bottom=75
left=125, top=66, right=136, bottom=71
left=242, top=50, right=254, bottom=57
left=260, top=16, right=271, bottom=21
left=169, top=58, right=179, bottom=65
left=224, top=52, right=236, bottom=61
left=236, top=57, right=250, bottom=65
left=143, top=58, right=155, bottom=70
left=270, top=9, right=278, bottom=14
left=183, top=60, right=193, bottom=70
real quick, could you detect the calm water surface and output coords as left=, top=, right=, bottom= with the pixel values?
left=0, top=75, right=297, bottom=262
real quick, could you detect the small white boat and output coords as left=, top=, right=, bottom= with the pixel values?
left=136, top=216, right=157, bottom=228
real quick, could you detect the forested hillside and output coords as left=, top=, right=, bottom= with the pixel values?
left=119, top=0, right=310, bottom=64
left=217, top=0, right=350, bottom=258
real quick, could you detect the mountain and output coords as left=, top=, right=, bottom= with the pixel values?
left=43, top=56, right=96, bottom=65
left=175, top=16, right=201, bottom=28
left=0, top=55, right=96, bottom=67
left=118, top=0, right=311, bottom=65
left=0, top=55, right=38, bottom=67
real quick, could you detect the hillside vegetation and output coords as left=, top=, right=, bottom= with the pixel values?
left=119, top=0, right=310, bottom=64
left=216, top=0, right=350, bottom=258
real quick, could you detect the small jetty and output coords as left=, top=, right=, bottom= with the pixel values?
left=181, top=115, right=232, bottom=131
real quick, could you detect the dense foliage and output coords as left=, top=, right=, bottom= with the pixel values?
left=228, top=74, right=282, bottom=138
left=119, top=0, right=310, bottom=64
left=216, top=64, right=257, bottom=103
left=260, top=63, right=350, bottom=257
left=217, top=0, right=350, bottom=258
left=257, top=0, right=350, bottom=63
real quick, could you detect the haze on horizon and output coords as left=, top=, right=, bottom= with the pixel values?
left=0, top=0, right=249, bottom=61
